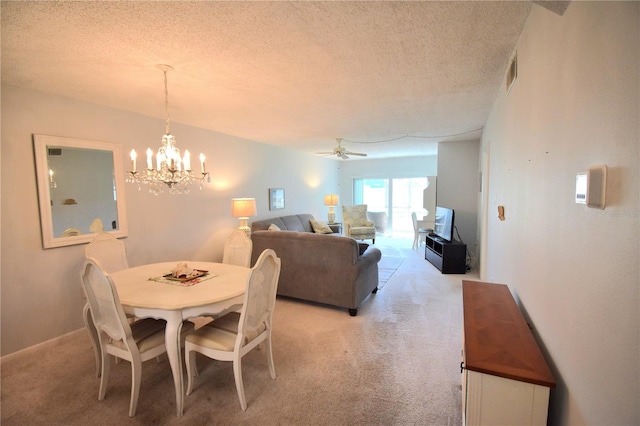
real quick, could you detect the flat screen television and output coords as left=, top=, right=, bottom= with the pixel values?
left=433, top=206, right=455, bottom=242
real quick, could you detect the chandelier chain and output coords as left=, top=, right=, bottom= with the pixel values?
left=164, top=69, right=171, bottom=135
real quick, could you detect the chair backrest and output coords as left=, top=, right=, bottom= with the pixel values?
left=239, top=249, right=281, bottom=337
left=413, top=210, right=434, bottom=232
left=222, top=229, right=253, bottom=267
left=342, top=204, right=369, bottom=226
left=85, top=232, right=129, bottom=274
left=81, top=259, right=133, bottom=344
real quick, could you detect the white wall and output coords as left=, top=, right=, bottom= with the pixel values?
left=436, top=140, right=480, bottom=249
left=0, top=84, right=340, bottom=355
left=482, top=2, right=639, bottom=424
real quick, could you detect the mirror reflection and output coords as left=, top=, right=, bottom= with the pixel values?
left=34, top=135, right=128, bottom=249
left=48, top=146, right=118, bottom=237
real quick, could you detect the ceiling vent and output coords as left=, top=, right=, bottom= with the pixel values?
left=506, top=52, right=517, bottom=94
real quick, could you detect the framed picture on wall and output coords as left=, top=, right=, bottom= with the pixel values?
left=269, top=188, right=285, bottom=210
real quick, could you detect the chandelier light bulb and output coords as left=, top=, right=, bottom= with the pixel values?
left=48, top=168, right=57, bottom=189
left=129, top=149, right=137, bottom=172
left=146, top=148, right=153, bottom=170
left=183, top=150, right=191, bottom=171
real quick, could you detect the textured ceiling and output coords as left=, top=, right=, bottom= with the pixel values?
left=1, top=1, right=532, bottom=159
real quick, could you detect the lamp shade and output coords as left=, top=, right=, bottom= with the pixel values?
left=324, top=194, right=339, bottom=206
left=231, top=198, right=257, bottom=218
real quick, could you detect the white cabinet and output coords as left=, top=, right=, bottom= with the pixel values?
left=462, top=280, right=555, bottom=426
left=464, top=370, right=551, bottom=425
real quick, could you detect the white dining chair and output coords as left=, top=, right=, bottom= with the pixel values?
left=213, top=229, right=253, bottom=320
left=83, top=232, right=131, bottom=377
left=85, top=232, right=129, bottom=273
left=81, top=259, right=194, bottom=417
left=412, top=212, right=432, bottom=250
left=185, top=249, right=281, bottom=410
left=222, top=229, right=253, bottom=268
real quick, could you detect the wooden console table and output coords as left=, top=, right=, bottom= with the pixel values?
left=462, top=280, right=555, bottom=425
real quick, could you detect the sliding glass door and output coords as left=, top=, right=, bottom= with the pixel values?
left=354, top=177, right=429, bottom=236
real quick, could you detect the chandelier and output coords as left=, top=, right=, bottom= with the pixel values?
left=126, top=64, right=209, bottom=195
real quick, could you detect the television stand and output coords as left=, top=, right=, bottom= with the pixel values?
left=425, top=234, right=466, bottom=274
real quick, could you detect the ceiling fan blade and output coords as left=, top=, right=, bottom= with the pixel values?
left=318, top=139, right=367, bottom=159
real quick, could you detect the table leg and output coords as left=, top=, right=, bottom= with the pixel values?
left=164, top=313, right=185, bottom=416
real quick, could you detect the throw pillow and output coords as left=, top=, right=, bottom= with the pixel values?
left=310, top=219, right=333, bottom=234
left=357, top=242, right=369, bottom=255
left=268, top=223, right=281, bottom=231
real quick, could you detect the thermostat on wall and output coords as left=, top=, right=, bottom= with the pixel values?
left=575, top=165, right=607, bottom=209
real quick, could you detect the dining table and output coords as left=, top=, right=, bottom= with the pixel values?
left=109, top=261, right=250, bottom=417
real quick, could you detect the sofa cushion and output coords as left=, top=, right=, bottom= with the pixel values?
left=350, top=227, right=376, bottom=237
left=251, top=214, right=315, bottom=233
left=280, top=215, right=308, bottom=232
left=310, top=220, right=333, bottom=234
left=268, top=223, right=281, bottom=231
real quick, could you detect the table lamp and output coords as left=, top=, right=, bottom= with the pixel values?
left=231, top=198, right=257, bottom=235
left=324, top=194, right=339, bottom=223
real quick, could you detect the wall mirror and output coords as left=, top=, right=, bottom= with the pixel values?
left=33, top=134, right=128, bottom=249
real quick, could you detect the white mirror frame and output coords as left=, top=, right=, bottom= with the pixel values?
left=33, top=134, right=128, bottom=249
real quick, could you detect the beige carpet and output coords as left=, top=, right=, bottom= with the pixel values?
left=377, top=255, right=405, bottom=288
left=1, top=236, right=477, bottom=425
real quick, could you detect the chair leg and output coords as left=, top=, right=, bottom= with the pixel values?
left=98, top=346, right=110, bottom=401
left=128, top=354, right=142, bottom=417
left=265, top=334, right=276, bottom=380
left=233, top=357, right=247, bottom=410
left=83, top=303, right=101, bottom=378
left=185, top=346, right=197, bottom=396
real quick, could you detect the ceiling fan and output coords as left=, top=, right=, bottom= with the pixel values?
left=316, top=138, right=367, bottom=159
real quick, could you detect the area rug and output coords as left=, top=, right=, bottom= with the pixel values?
left=378, top=255, right=405, bottom=288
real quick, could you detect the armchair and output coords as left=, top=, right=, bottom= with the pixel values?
left=342, top=204, right=376, bottom=244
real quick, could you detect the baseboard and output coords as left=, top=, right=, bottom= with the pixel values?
left=1, top=328, right=86, bottom=364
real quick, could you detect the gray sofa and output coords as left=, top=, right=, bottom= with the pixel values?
left=250, top=214, right=382, bottom=316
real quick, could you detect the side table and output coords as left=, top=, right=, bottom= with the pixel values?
left=328, top=222, right=342, bottom=234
